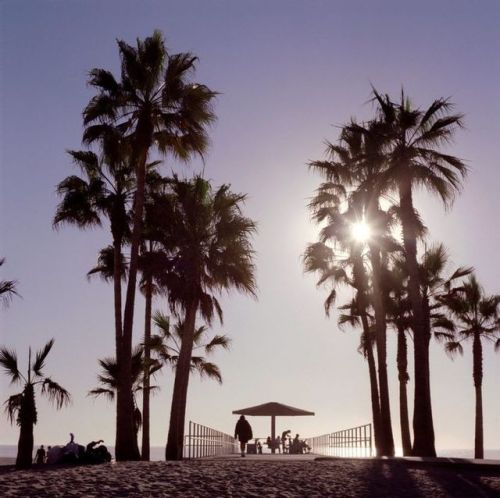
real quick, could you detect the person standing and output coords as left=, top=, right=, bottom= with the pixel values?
left=234, top=415, right=253, bottom=457
left=35, top=445, right=46, bottom=464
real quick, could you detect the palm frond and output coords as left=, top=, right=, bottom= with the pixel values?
left=88, top=387, right=115, bottom=401
left=204, top=335, right=231, bottom=354
left=0, top=347, right=21, bottom=384
left=32, top=339, right=54, bottom=377
left=4, top=393, right=23, bottom=425
left=41, top=378, right=71, bottom=409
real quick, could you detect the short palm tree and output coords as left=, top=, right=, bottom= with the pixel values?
left=83, top=31, right=217, bottom=460
left=89, top=346, right=162, bottom=444
left=152, top=176, right=256, bottom=460
left=386, top=244, right=470, bottom=456
left=151, top=311, right=230, bottom=383
left=372, top=89, right=466, bottom=457
left=0, top=258, right=19, bottom=308
left=1, top=340, right=70, bottom=468
left=441, top=275, right=500, bottom=459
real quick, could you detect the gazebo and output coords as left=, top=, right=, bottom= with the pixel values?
left=233, top=401, right=315, bottom=454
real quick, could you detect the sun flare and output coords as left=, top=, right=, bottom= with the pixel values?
left=351, top=221, right=371, bottom=242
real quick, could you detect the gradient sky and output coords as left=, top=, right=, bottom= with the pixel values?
left=1, top=0, right=499, bottom=454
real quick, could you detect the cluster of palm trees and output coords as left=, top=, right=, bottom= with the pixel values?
left=305, top=89, right=500, bottom=459
left=53, top=30, right=256, bottom=461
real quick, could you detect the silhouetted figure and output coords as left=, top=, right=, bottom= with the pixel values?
left=281, top=430, right=291, bottom=453
left=234, top=415, right=253, bottom=457
left=275, top=435, right=281, bottom=454
left=85, top=439, right=111, bottom=464
left=291, top=434, right=302, bottom=454
left=35, top=445, right=46, bottom=464
left=257, top=441, right=263, bottom=454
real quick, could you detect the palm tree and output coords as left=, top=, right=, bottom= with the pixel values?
left=149, top=176, right=255, bottom=460
left=385, top=263, right=413, bottom=456
left=372, top=89, right=466, bottom=456
left=0, top=258, right=19, bottom=308
left=139, top=172, right=171, bottom=460
left=83, top=31, right=217, bottom=460
left=89, top=346, right=161, bottom=444
left=441, top=275, right=500, bottom=459
left=386, top=244, right=470, bottom=456
left=0, top=339, right=70, bottom=468
left=308, top=128, right=396, bottom=456
left=303, top=185, right=385, bottom=455
left=54, top=133, right=133, bottom=362
left=151, top=311, right=230, bottom=384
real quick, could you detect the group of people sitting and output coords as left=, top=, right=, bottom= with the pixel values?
left=264, top=430, right=310, bottom=454
left=34, top=433, right=112, bottom=465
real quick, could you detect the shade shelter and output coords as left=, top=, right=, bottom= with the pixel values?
left=233, top=402, right=315, bottom=454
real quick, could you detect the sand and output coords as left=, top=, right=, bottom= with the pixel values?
left=0, top=457, right=499, bottom=497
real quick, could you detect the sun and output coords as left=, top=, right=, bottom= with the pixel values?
left=351, top=220, right=371, bottom=242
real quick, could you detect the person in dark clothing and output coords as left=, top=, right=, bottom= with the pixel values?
left=234, top=415, right=253, bottom=457
left=35, top=445, right=46, bottom=464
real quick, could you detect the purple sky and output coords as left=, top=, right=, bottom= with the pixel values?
left=1, top=0, right=499, bottom=454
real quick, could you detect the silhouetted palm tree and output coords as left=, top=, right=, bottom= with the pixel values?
left=372, top=89, right=466, bottom=456
left=151, top=311, right=230, bottom=383
left=387, top=244, right=470, bottom=456
left=1, top=340, right=70, bottom=468
left=139, top=172, right=171, bottom=460
left=54, top=135, right=133, bottom=361
left=441, top=275, right=500, bottom=459
left=89, top=346, right=161, bottom=444
left=83, top=31, right=217, bottom=460
left=304, top=185, right=385, bottom=455
left=0, top=258, right=19, bottom=308
left=308, top=128, right=397, bottom=455
left=150, top=176, right=255, bottom=460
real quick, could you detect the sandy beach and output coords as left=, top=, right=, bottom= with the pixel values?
left=1, top=457, right=499, bottom=497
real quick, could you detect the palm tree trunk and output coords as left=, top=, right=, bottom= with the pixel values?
left=112, top=237, right=123, bottom=361
left=369, top=243, right=395, bottom=456
left=141, top=275, right=153, bottom=461
left=361, top=317, right=382, bottom=456
left=16, top=385, right=36, bottom=469
left=397, top=324, right=412, bottom=456
left=16, top=419, right=34, bottom=469
left=473, top=332, right=484, bottom=459
left=352, top=248, right=383, bottom=455
left=116, top=145, right=149, bottom=461
left=399, top=181, right=436, bottom=457
left=166, top=301, right=198, bottom=460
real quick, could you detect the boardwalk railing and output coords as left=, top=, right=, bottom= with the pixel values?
left=308, top=423, right=372, bottom=457
left=184, top=421, right=240, bottom=459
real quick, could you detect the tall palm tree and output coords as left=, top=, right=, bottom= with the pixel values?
left=372, top=89, right=466, bottom=456
left=139, top=172, right=171, bottom=460
left=0, top=340, right=70, bottom=468
left=385, top=263, right=413, bottom=456
left=83, top=31, right=217, bottom=460
left=0, top=258, right=19, bottom=308
left=303, top=186, right=384, bottom=455
left=54, top=133, right=133, bottom=362
left=89, top=346, right=161, bottom=444
left=441, top=275, right=500, bottom=459
left=150, top=176, right=256, bottom=460
left=308, top=128, right=396, bottom=456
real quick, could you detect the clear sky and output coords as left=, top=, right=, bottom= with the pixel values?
left=1, top=0, right=499, bottom=454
